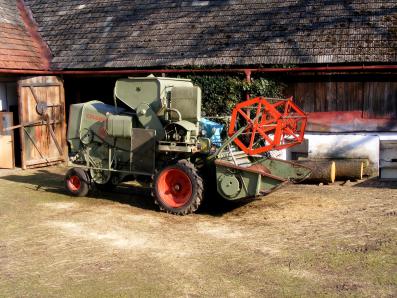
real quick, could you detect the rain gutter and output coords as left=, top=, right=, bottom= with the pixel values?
left=1, top=65, right=397, bottom=77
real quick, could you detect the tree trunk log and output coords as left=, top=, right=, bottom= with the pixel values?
left=334, top=160, right=364, bottom=180
left=295, top=160, right=336, bottom=183
left=298, top=157, right=367, bottom=179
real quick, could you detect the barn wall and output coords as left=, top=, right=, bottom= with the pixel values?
left=63, top=76, right=120, bottom=105
left=284, top=75, right=397, bottom=132
left=282, top=74, right=397, bottom=177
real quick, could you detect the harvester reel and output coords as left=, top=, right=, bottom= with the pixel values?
left=228, top=97, right=307, bottom=155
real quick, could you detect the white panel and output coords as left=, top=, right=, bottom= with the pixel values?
left=378, top=133, right=397, bottom=141
left=380, top=141, right=397, bottom=162
left=380, top=168, right=397, bottom=179
left=379, top=140, right=397, bottom=179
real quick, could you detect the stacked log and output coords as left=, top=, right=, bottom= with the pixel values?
left=296, top=160, right=336, bottom=184
left=296, top=158, right=368, bottom=183
left=333, top=160, right=364, bottom=180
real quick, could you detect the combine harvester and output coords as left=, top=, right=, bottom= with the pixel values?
left=65, top=76, right=311, bottom=214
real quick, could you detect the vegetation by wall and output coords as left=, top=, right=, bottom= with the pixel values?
left=181, top=75, right=284, bottom=116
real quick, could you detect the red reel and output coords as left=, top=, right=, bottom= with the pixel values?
left=228, top=97, right=307, bottom=155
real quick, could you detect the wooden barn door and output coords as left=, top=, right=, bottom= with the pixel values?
left=18, top=76, right=66, bottom=169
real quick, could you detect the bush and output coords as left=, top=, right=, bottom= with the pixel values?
left=182, top=75, right=284, bottom=117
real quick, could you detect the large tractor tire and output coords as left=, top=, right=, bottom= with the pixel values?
left=154, top=160, right=203, bottom=215
left=65, top=167, right=90, bottom=197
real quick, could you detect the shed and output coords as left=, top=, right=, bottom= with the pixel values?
left=0, top=0, right=66, bottom=169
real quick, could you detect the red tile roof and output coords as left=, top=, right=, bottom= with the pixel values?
left=0, top=0, right=49, bottom=71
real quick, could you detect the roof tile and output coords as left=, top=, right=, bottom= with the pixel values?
left=0, top=0, right=48, bottom=70
left=23, top=0, right=397, bottom=69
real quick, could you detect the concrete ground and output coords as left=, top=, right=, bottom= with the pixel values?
left=0, top=166, right=396, bottom=297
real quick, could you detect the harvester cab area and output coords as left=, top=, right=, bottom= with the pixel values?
left=113, top=76, right=206, bottom=153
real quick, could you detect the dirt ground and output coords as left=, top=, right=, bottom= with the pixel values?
left=0, top=166, right=396, bottom=297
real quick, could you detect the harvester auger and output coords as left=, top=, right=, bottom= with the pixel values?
left=65, top=75, right=311, bottom=215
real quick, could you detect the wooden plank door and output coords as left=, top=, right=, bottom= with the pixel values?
left=18, top=76, right=66, bottom=169
left=0, top=112, right=15, bottom=169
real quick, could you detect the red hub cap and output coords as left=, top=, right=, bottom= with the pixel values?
left=157, top=168, right=193, bottom=208
left=67, top=175, right=81, bottom=191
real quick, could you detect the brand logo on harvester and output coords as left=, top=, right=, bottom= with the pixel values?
left=86, top=113, right=106, bottom=122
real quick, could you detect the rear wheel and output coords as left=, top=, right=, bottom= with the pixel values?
left=65, top=168, right=90, bottom=197
left=154, top=160, right=203, bottom=215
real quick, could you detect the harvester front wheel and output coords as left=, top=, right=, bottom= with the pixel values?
left=154, top=160, right=203, bottom=215
left=65, top=168, right=90, bottom=197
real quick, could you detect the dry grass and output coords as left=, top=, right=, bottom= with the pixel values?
left=0, top=166, right=396, bottom=297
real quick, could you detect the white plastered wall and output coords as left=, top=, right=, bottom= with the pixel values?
left=284, top=133, right=397, bottom=177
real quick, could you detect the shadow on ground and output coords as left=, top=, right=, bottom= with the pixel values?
left=0, top=169, right=254, bottom=216
left=0, top=170, right=156, bottom=212
left=353, top=177, right=397, bottom=189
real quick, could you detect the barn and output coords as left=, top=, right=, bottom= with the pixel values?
left=0, top=0, right=66, bottom=169
left=0, top=0, right=396, bottom=178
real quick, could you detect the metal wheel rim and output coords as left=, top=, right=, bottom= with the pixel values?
left=157, top=168, right=193, bottom=208
left=67, top=175, right=81, bottom=191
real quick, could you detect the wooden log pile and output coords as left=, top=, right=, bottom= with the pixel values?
left=333, top=159, right=364, bottom=180
left=297, top=158, right=369, bottom=184
left=296, top=160, right=336, bottom=183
